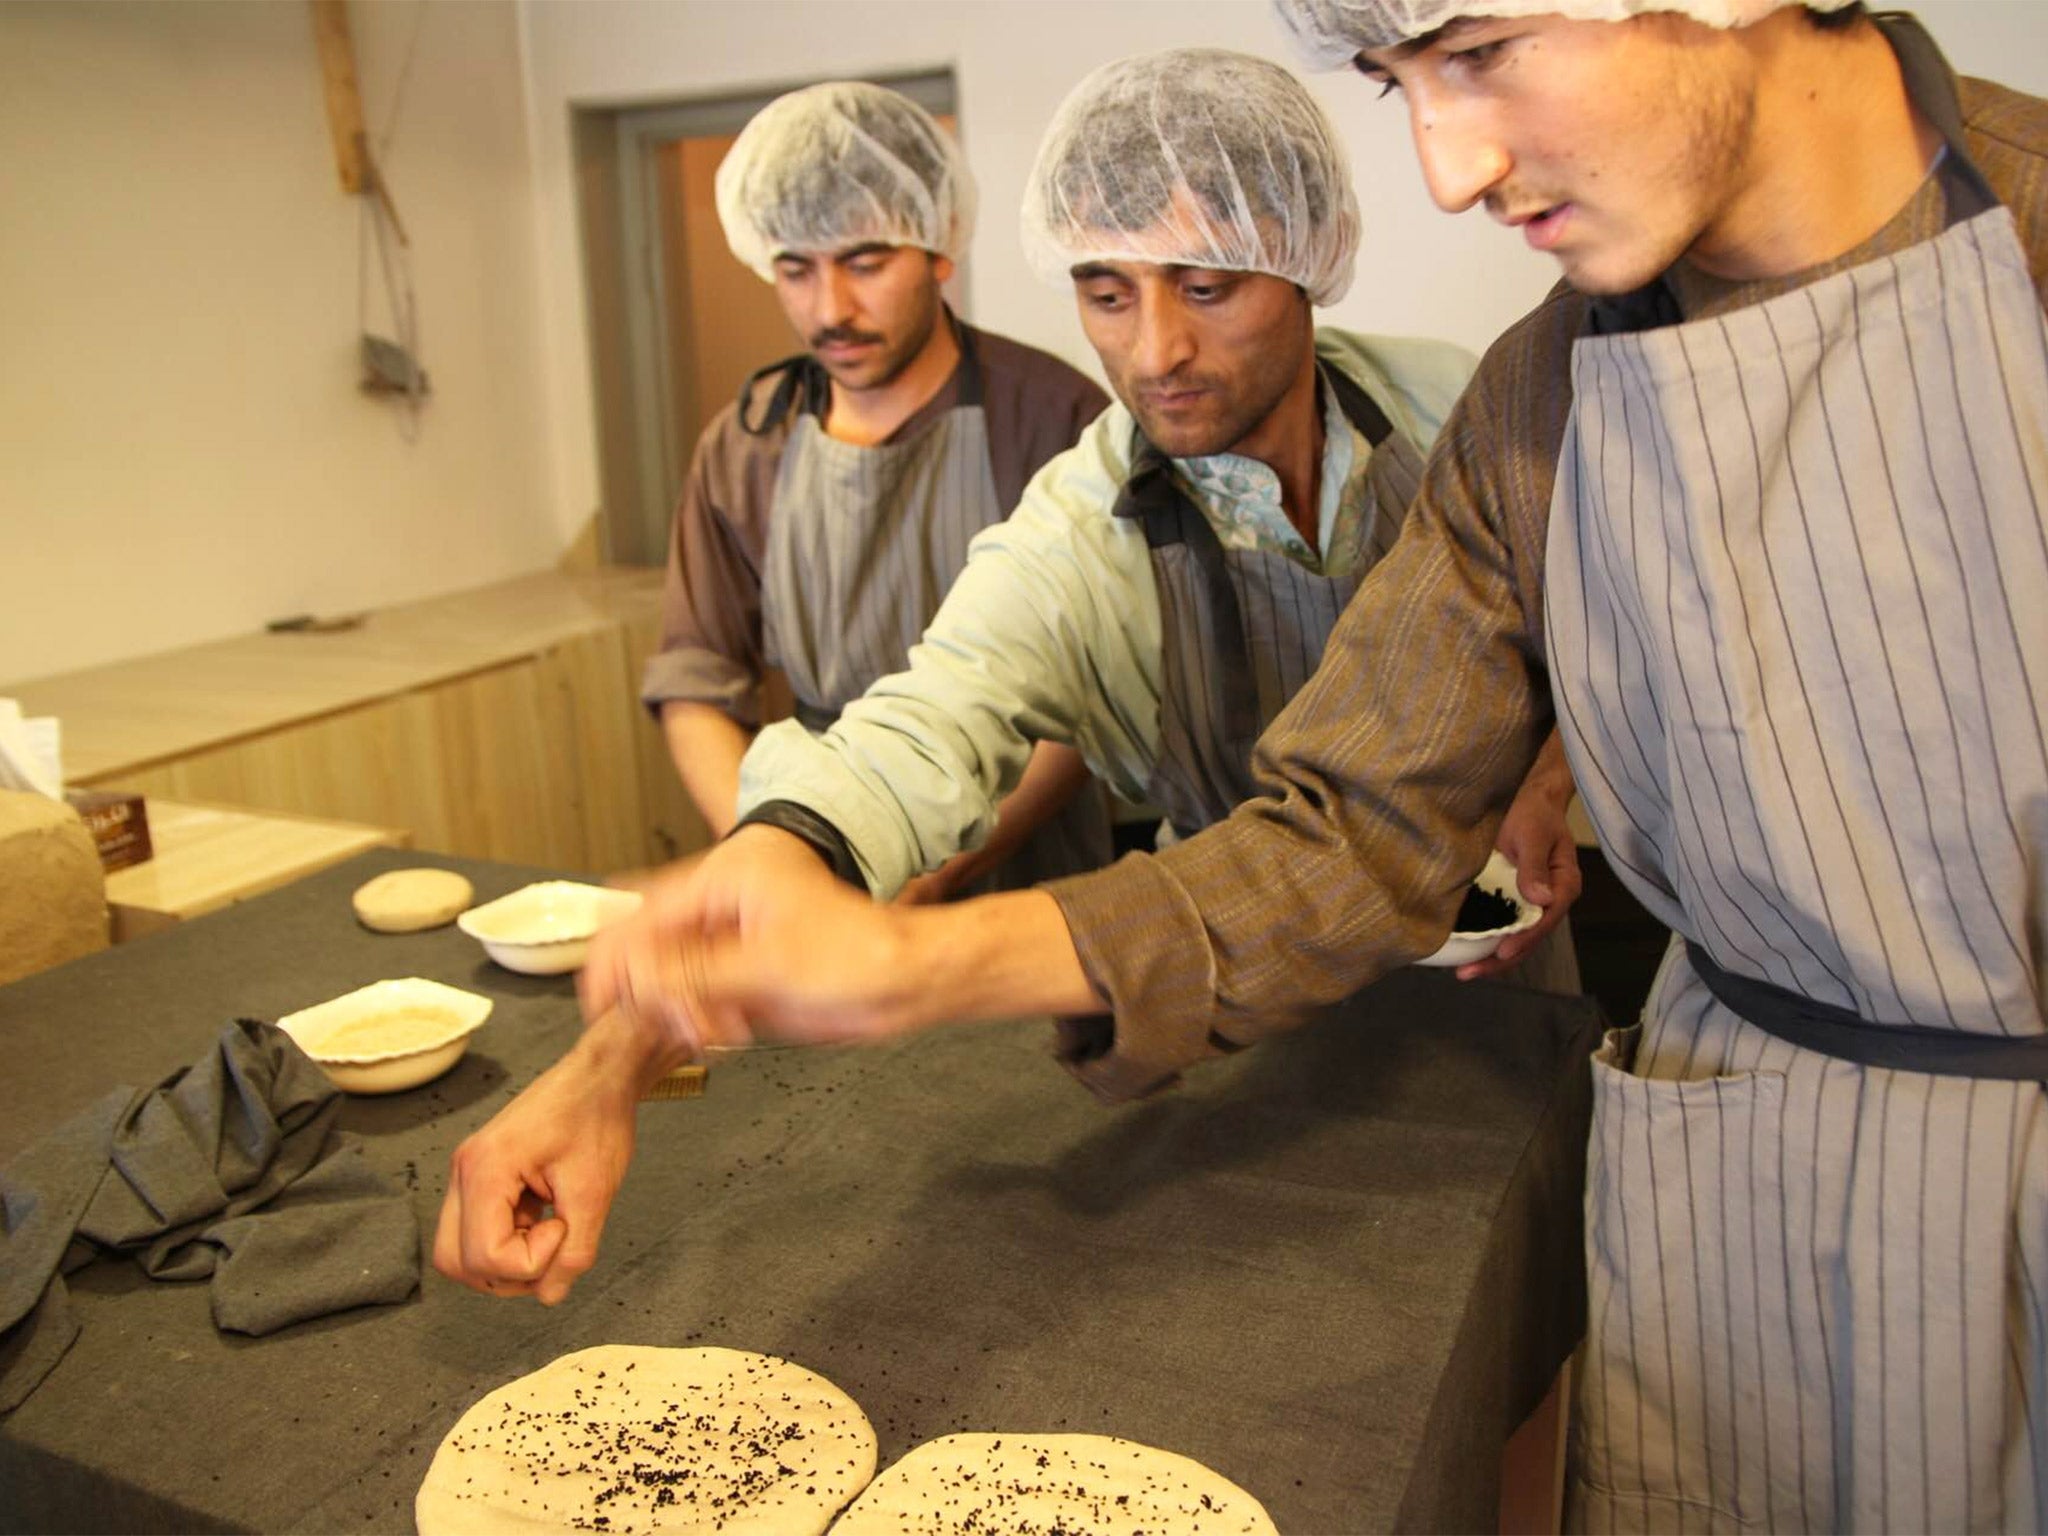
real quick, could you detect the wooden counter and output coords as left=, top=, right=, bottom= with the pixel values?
left=6, top=570, right=707, bottom=877
left=103, top=799, right=409, bottom=941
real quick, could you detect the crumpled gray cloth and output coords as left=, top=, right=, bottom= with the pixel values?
left=0, top=1019, right=418, bottom=1412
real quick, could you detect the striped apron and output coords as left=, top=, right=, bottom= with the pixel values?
left=749, top=325, right=1112, bottom=891
left=1546, top=22, right=2048, bottom=1530
left=1120, top=366, right=1579, bottom=994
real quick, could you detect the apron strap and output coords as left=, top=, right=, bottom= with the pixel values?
left=792, top=697, right=838, bottom=733
left=1116, top=445, right=1262, bottom=746
left=948, top=310, right=984, bottom=410
left=737, top=354, right=829, bottom=437
left=1586, top=283, right=1685, bottom=339
left=1685, top=941, right=2048, bottom=1081
left=1321, top=362, right=1396, bottom=450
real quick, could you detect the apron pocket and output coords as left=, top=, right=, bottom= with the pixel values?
left=1574, top=1026, right=1794, bottom=1531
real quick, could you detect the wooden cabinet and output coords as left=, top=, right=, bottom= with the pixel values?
left=9, top=571, right=709, bottom=878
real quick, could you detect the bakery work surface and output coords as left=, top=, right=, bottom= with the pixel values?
left=104, top=798, right=410, bottom=941
left=0, top=849, right=1598, bottom=1534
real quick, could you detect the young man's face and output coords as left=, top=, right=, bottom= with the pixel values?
left=771, top=244, right=952, bottom=391
left=1070, top=262, right=1314, bottom=459
left=1358, top=13, right=1758, bottom=294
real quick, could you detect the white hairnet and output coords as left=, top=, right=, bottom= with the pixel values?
left=716, top=81, right=976, bottom=281
left=1271, top=0, right=1859, bottom=67
left=1019, top=48, right=1362, bottom=308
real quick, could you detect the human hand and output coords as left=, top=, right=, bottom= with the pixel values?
left=433, top=1016, right=656, bottom=1305
left=582, top=825, right=920, bottom=1051
left=893, top=868, right=956, bottom=905
left=1457, top=740, right=1582, bottom=982
left=895, top=846, right=991, bottom=906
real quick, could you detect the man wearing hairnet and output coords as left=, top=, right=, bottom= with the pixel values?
left=726, top=46, right=1578, bottom=989
left=640, top=80, right=1113, bottom=898
left=559, top=1, right=2047, bottom=1525
left=436, top=47, right=1581, bottom=1293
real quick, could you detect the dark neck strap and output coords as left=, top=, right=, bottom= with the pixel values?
left=1322, top=361, right=1396, bottom=451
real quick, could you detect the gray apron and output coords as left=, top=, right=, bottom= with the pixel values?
left=747, top=324, right=1111, bottom=891
left=1546, top=19, right=2048, bottom=1528
left=1118, top=364, right=1578, bottom=995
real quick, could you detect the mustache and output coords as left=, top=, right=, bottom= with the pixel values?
left=1131, top=369, right=1224, bottom=398
left=809, top=325, right=885, bottom=350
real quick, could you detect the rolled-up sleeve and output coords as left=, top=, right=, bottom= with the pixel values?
left=1045, top=291, right=1585, bottom=1100
left=640, top=403, right=781, bottom=728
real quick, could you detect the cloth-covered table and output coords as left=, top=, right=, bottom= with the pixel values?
left=0, top=849, right=1599, bottom=1533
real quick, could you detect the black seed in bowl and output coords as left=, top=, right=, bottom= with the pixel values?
left=1454, top=883, right=1519, bottom=933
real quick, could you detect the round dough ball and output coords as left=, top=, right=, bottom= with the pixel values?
left=352, top=868, right=473, bottom=933
left=416, top=1345, right=877, bottom=1536
left=833, top=1432, right=1277, bottom=1535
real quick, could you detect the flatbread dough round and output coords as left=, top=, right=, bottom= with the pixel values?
left=416, top=1346, right=877, bottom=1536
left=832, top=1432, right=1277, bottom=1535
left=352, top=868, right=473, bottom=933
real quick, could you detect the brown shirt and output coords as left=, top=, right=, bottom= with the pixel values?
left=642, top=320, right=1109, bottom=726
left=1048, top=65, right=2048, bottom=1103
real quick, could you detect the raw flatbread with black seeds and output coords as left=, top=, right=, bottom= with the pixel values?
left=830, top=1432, right=1276, bottom=1535
left=415, top=1346, right=876, bottom=1535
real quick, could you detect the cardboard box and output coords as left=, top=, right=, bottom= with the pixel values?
left=64, top=788, right=153, bottom=872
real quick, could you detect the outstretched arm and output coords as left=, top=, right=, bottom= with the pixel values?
left=433, top=1007, right=681, bottom=1305
left=433, top=827, right=1106, bottom=1305
left=580, top=826, right=1103, bottom=1050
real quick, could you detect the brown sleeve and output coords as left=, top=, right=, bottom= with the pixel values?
left=1961, top=75, right=2048, bottom=305
left=1043, top=288, right=1587, bottom=1101
left=969, top=328, right=1111, bottom=510
left=639, top=398, right=786, bottom=729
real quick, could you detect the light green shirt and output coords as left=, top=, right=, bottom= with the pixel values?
left=736, top=329, right=1477, bottom=895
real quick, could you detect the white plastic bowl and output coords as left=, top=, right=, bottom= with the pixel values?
left=1417, top=850, right=1544, bottom=969
left=455, top=880, right=644, bottom=975
left=277, top=977, right=492, bottom=1094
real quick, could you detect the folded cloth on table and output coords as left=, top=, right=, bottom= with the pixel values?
left=0, top=1018, right=419, bottom=1412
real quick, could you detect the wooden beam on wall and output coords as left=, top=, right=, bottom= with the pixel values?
left=309, top=0, right=367, bottom=194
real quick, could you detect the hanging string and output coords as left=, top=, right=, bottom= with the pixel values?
left=355, top=0, right=430, bottom=440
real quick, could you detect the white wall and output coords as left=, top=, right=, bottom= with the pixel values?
left=520, top=0, right=2048, bottom=564
left=0, top=0, right=557, bottom=683
left=5, top=0, right=2041, bottom=684
left=520, top=0, right=1555, bottom=547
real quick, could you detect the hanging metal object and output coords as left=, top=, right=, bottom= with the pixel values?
left=310, top=0, right=430, bottom=429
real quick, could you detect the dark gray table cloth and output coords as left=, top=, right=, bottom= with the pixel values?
left=0, top=1017, right=418, bottom=1411
left=0, top=849, right=1599, bottom=1534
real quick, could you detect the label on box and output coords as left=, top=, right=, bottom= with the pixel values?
left=64, top=789, right=153, bottom=872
